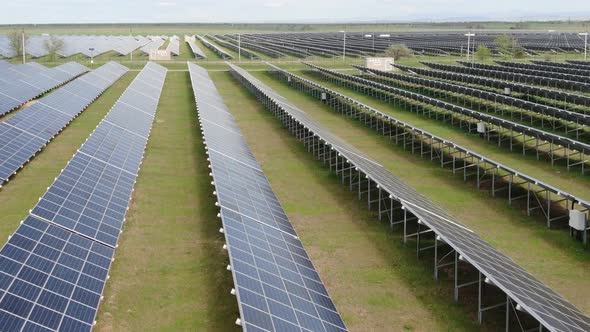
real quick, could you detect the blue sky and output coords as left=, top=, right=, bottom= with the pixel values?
left=1, top=0, right=589, bottom=24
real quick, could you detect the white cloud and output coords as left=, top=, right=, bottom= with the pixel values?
left=158, top=1, right=177, bottom=7
left=264, top=1, right=286, bottom=8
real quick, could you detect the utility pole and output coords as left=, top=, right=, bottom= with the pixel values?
left=580, top=32, right=588, bottom=61
left=465, top=32, right=475, bottom=62
left=22, top=30, right=26, bottom=64
left=339, top=30, right=346, bottom=62
left=130, top=27, right=133, bottom=62
left=471, top=34, right=476, bottom=67
left=89, top=48, right=95, bottom=67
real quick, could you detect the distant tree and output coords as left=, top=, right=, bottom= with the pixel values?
left=510, top=36, right=520, bottom=55
left=494, top=34, right=511, bottom=56
left=384, top=44, right=413, bottom=61
left=514, top=50, right=526, bottom=59
left=8, top=30, right=29, bottom=61
left=475, top=45, right=492, bottom=61
left=44, top=36, right=65, bottom=61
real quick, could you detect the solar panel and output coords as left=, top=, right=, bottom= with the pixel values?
left=0, top=62, right=167, bottom=331
left=0, top=62, right=129, bottom=183
left=196, top=35, right=233, bottom=59
left=423, top=61, right=590, bottom=93
left=188, top=62, right=347, bottom=332
left=165, top=36, right=180, bottom=56
left=29, top=62, right=166, bottom=247
left=353, top=64, right=590, bottom=130
left=185, top=35, right=207, bottom=59
left=0, top=215, right=114, bottom=332
left=393, top=63, right=590, bottom=109
left=140, top=37, right=165, bottom=55
left=303, top=63, right=590, bottom=163
left=228, top=62, right=590, bottom=332
left=270, top=63, right=590, bottom=231
left=0, top=62, right=90, bottom=116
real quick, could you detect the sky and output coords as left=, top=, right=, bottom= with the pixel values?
left=1, top=0, right=589, bottom=24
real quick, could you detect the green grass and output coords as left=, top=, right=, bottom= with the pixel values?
left=247, top=69, right=590, bottom=315
left=95, top=71, right=238, bottom=331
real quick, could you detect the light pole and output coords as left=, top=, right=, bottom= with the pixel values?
left=343, top=31, right=346, bottom=61
left=339, top=30, right=346, bottom=62
left=579, top=32, right=588, bottom=61
left=22, top=29, right=26, bottom=64
left=89, top=47, right=95, bottom=66
left=130, top=27, right=133, bottom=62
left=465, top=32, right=475, bottom=61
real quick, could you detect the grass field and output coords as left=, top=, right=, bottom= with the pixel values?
left=0, top=48, right=589, bottom=330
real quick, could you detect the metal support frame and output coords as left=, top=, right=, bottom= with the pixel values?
left=232, top=67, right=572, bottom=332
left=270, top=69, right=590, bottom=245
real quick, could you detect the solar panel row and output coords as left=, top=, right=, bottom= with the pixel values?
left=0, top=62, right=90, bottom=116
left=0, top=35, right=150, bottom=58
left=30, top=62, right=167, bottom=248
left=0, top=62, right=167, bottom=332
left=166, top=36, right=180, bottom=56
left=0, top=62, right=48, bottom=83
left=222, top=32, right=586, bottom=58
left=188, top=62, right=347, bottom=332
left=505, top=60, right=590, bottom=77
left=304, top=63, right=590, bottom=165
left=353, top=64, right=590, bottom=127
left=479, top=60, right=590, bottom=85
left=270, top=62, right=590, bottom=238
left=228, top=62, right=590, bottom=332
left=423, top=61, right=590, bottom=93
left=196, top=35, right=233, bottom=59
left=139, top=36, right=166, bottom=55
left=532, top=60, right=590, bottom=72
left=185, top=36, right=207, bottom=59
left=393, top=63, right=590, bottom=108
left=215, top=35, right=286, bottom=59
left=0, top=61, right=129, bottom=183
left=209, top=35, right=259, bottom=59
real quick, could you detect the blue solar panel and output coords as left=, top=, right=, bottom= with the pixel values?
left=0, top=216, right=114, bottom=332
left=0, top=62, right=129, bottom=183
left=0, top=62, right=167, bottom=331
left=27, top=62, right=166, bottom=247
left=188, top=62, right=347, bottom=332
left=0, top=62, right=90, bottom=116
left=31, top=153, right=136, bottom=247
left=79, top=122, right=148, bottom=173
